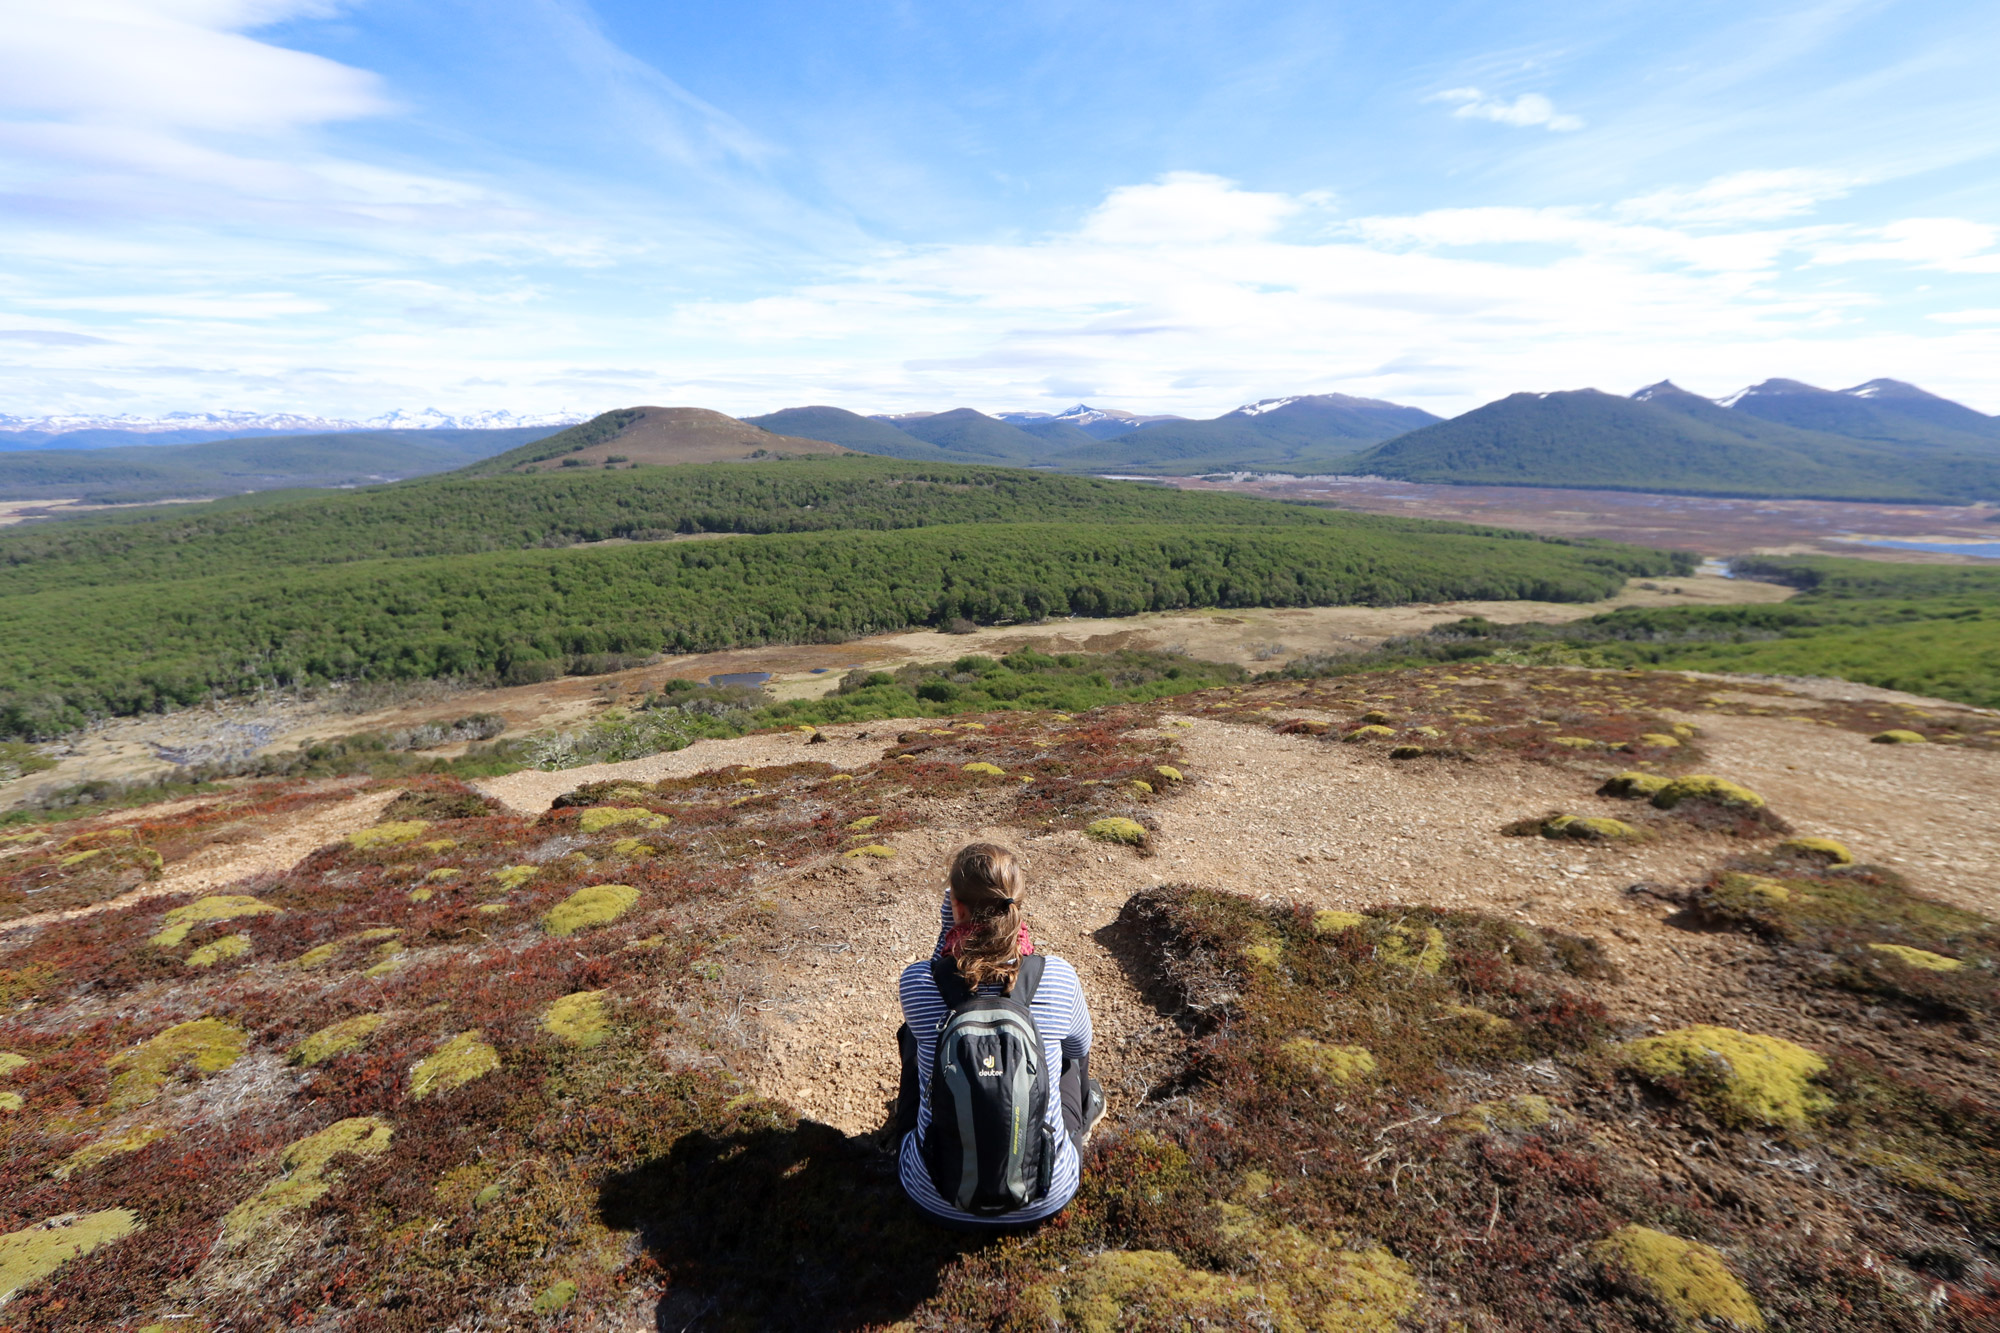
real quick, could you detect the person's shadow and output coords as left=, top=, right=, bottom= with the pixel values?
left=598, top=1119, right=976, bottom=1332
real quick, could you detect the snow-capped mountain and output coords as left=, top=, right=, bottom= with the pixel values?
left=994, top=404, right=1186, bottom=439
left=0, top=408, right=588, bottom=436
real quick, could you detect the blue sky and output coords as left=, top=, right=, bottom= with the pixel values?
left=2, top=0, right=1998, bottom=420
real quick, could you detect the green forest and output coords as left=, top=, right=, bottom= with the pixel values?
left=0, top=457, right=1557, bottom=595
left=0, top=482, right=1687, bottom=738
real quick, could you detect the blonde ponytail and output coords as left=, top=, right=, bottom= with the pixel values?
left=948, top=842, right=1027, bottom=988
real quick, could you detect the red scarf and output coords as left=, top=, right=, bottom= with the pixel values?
left=942, top=921, right=1035, bottom=959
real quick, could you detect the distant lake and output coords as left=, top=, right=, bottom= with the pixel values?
left=1844, top=539, right=2000, bottom=560
left=708, top=671, right=773, bottom=687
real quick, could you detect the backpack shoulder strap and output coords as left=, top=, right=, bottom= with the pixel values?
left=1007, top=954, right=1047, bottom=1007
left=928, top=955, right=973, bottom=1010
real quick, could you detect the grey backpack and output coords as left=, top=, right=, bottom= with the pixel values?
left=922, top=954, right=1054, bottom=1215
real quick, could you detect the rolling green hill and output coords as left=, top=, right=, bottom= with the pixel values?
left=889, top=408, right=1050, bottom=462
left=0, top=427, right=559, bottom=502
left=1345, top=386, right=2000, bottom=501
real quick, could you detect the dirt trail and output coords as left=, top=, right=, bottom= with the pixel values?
left=474, top=729, right=897, bottom=814
left=730, top=709, right=2000, bottom=1136
left=0, top=788, right=399, bottom=935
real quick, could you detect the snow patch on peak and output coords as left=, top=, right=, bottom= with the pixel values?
left=0, top=408, right=589, bottom=435
left=1232, top=396, right=1306, bottom=417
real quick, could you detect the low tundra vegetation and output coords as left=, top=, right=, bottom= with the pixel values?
left=0, top=672, right=1992, bottom=1330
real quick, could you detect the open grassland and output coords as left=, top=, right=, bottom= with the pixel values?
left=1332, top=556, right=2000, bottom=710
left=0, top=664, right=1995, bottom=1329
left=0, top=499, right=1685, bottom=739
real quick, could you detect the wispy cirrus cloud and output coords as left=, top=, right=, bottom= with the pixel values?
left=1428, top=87, right=1583, bottom=132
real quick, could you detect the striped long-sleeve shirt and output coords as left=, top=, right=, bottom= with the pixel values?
left=899, top=896, right=1090, bottom=1226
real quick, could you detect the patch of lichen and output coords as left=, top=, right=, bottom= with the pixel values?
left=1086, top=816, right=1148, bottom=846
left=223, top=1117, right=394, bottom=1240
left=0, top=1208, right=143, bottom=1305
left=347, top=819, right=431, bottom=850
left=57, top=1123, right=169, bottom=1177
left=292, top=1012, right=388, bottom=1066
left=1687, top=860, right=1998, bottom=1019
left=542, top=991, right=610, bottom=1047
left=542, top=883, right=640, bottom=936
left=1594, top=1225, right=1765, bottom=1330
left=107, top=1016, right=248, bottom=1108
left=185, top=932, right=251, bottom=968
left=576, top=806, right=670, bottom=834
left=148, top=893, right=279, bottom=948
left=1508, top=812, right=1648, bottom=842
left=409, top=1030, right=501, bottom=1100
left=1621, top=1025, right=1831, bottom=1128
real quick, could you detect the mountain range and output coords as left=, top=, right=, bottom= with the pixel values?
left=5, top=378, right=1997, bottom=505
left=0, top=408, right=586, bottom=450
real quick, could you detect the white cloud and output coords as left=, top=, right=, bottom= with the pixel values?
left=1078, top=172, right=1302, bottom=245
left=1429, top=87, right=1583, bottom=132
left=0, top=1, right=389, bottom=132
left=1812, top=218, right=2000, bottom=273
left=1617, top=169, right=1864, bottom=225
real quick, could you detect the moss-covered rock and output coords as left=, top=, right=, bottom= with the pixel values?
left=0, top=1052, right=26, bottom=1077
left=577, top=806, right=669, bottom=834
left=1621, top=1025, right=1829, bottom=1127
left=1594, top=1225, right=1763, bottom=1330
left=348, top=820, right=431, bottom=850
left=185, top=933, right=251, bottom=968
left=1086, top=817, right=1148, bottom=846
left=149, top=894, right=279, bottom=948
left=0, top=1208, right=143, bottom=1304
left=1866, top=942, right=1963, bottom=971
left=843, top=843, right=896, bottom=858
left=543, top=883, right=640, bottom=936
left=1343, top=725, right=1396, bottom=742
left=1360, top=710, right=1396, bottom=725
left=543, top=991, right=610, bottom=1047
left=1551, top=735, right=1600, bottom=749
left=1634, top=733, right=1682, bottom=748
left=961, top=762, right=1006, bottom=776
left=1650, top=775, right=1765, bottom=811
left=1388, top=745, right=1427, bottom=760
left=1870, top=729, right=1927, bottom=744
left=1775, top=837, right=1853, bottom=866
left=1154, top=765, right=1184, bottom=782
left=108, top=1016, right=248, bottom=1108
left=410, top=1031, right=501, bottom=1100
left=1598, top=771, right=1670, bottom=800
left=223, top=1117, right=394, bottom=1239
left=1281, top=1038, right=1378, bottom=1086
left=293, top=1012, right=388, bottom=1066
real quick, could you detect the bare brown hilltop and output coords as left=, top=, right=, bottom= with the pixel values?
left=506, top=405, right=850, bottom=472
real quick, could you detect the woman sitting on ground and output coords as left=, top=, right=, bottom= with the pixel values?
left=893, top=842, right=1103, bottom=1228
